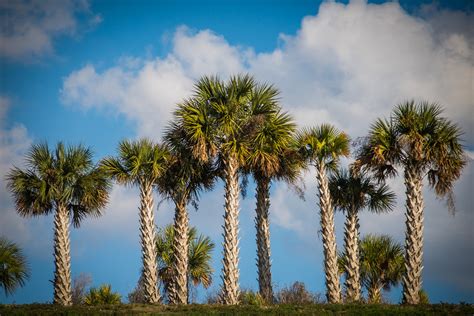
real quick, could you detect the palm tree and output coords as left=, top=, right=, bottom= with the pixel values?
left=246, top=110, right=299, bottom=302
left=329, top=169, right=396, bottom=302
left=6, top=143, right=110, bottom=305
left=0, top=237, right=30, bottom=296
left=157, top=123, right=215, bottom=304
left=354, top=101, right=466, bottom=304
left=174, top=74, right=276, bottom=304
left=296, top=125, right=350, bottom=303
left=100, top=139, right=169, bottom=304
left=339, top=234, right=404, bottom=303
left=156, top=225, right=215, bottom=304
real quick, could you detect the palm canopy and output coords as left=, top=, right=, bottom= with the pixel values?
left=100, top=138, right=170, bottom=186
left=246, top=110, right=300, bottom=181
left=329, top=169, right=396, bottom=214
left=174, top=74, right=279, bottom=165
left=156, top=225, right=215, bottom=290
left=347, top=234, right=404, bottom=291
left=355, top=101, right=466, bottom=203
left=0, top=237, right=30, bottom=296
left=6, top=142, right=110, bottom=227
left=158, top=123, right=216, bottom=205
left=296, top=124, right=350, bottom=171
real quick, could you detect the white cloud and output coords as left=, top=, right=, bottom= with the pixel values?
left=0, top=0, right=102, bottom=61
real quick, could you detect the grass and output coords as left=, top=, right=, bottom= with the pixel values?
left=1, top=303, right=473, bottom=315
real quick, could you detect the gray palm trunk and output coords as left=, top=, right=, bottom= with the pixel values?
left=53, top=203, right=72, bottom=306
left=169, top=199, right=189, bottom=305
left=402, top=165, right=424, bottom=304
left=139, top=181, right=160, bottom=304
left=343, top=208, right=361, bottom=302
left=255, top=177, right=273, bottom=303
left=316, top=162, right=342, bottom=303
left=221, top=155, right=240, bottom=305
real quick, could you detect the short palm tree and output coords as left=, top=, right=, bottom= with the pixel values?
left=354, top=101, right=466, bottom=304
left=339, top=234, right=404, bottom=303
left=100, top=139, right=169, bottom=304
left=296, top=125, right=350, bottom=303
left=6, top=143, right=110, bottom=305
left=158, top=123, right=215, bottom=304
left=246, top=110, right=299, bottom=302
left=84, top=284, right=121, bottom=305
left=329, top=169, right=396, bottom=302
left=174, top=74, right=276, bottom=304
left=0, top=237, right=30, bottom=296
left=156, top=225, right=215, bottom=304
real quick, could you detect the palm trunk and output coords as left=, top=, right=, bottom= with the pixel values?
left=402, top=165, right=424, bottom=304
left=53, top=203, right=72, bottom=306
left=169, top=198, right=189, bottom=305
left=316, top=162, right=342, bottom=303
left=139, top=181, right=160, bottom=304
left=221, top=155, right=240, bottom=305
left=255, top=176, right=273, bottom=303
left=343, top=208, right=361, bottom=302
left=367, top=283, right=383, bottom=304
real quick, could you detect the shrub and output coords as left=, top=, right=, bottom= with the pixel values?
left=84, top=284, right=121, bottom=305
left=419, top=289, right=430, bottom=304
left=275, top=281, right=323, bottom=304
left=239, top=289, right=265, bottom=306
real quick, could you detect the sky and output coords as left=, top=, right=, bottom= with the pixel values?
left=0, top=0, right=473, bottom=304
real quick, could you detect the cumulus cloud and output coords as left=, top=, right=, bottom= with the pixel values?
left=0, top=0, right=102, bottom=61
left=58, top=0, right=473, bottom=301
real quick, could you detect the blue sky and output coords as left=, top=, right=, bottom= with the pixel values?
left=1, top=0, right=473, bottom=304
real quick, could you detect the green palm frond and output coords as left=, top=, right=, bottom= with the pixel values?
left=355, top=101, right=466, bottom=209
left=7, top=142, right=111, bottom=226
left=329, top=169, right=396, bottom=214
left=0, top=237, right=30, bottom=296
left=156, top=225, right=215, bottom=290
left=100, top=139, right=170, bottom=187
left=296, top=124, right=350, bottom=170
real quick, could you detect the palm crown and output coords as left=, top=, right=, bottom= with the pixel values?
left=7, top=142, right=110, bottom=226
left=329, top=169, right=396, bottom=214
left=100, top=138, right=170, bottom=186
left=356, top=101, right=466, bottom=201
left=0, top=237, right=30, bottom=296
left=296, top=124, right=350, bottom=171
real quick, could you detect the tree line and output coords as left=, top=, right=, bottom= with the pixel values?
left=3, top=74, right=466, bottom=306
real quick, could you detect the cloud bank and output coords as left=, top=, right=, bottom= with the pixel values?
left=0, top=0, right=102, bottom=61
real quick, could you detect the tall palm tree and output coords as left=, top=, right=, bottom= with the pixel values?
left=157, top=123, right=215, bottom=304
left=174, top=75, right=276, bottom=304
left=339, top=234, right=404, bottom=303
left=0, top=237, right=30, bottom=296
left=100, top=139, right=169, bottom=304
left=6, top=143, right=110, bottom=305
left=296, top=125, right=350, bottom=303
left=156, top=225, right=215, bottom=304
left=354, top=101, right=466, bottom=304
left=329, top=169, right=396, bottom=302
left=246, top=110, right=299, bottom=302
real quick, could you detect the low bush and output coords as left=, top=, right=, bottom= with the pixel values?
left=84, top=284, right=121, bottom=305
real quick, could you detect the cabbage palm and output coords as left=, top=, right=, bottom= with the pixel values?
left=100, top=139, right=169, bottom=304
left=296, top=125, right=350, bottom=303
left=158, top=123, right=215, bottom=304
left=0, top=237, right=30, bottom=296
left=6, top=143, right=110, bottom=305
left=174, top=75, right=276, bottom=304
left=329, top=169, right=395, bottom=302
left=246, top=110, right=299, bottom=302
left=339, top=234, right=404, bottom=303
left=355, top=101, right=466, bottom=304
left=156, top=225, right=215, bottom=304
